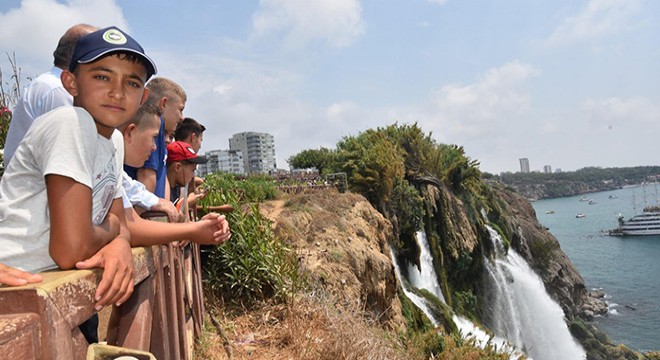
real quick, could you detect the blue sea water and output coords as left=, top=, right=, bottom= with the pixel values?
left=532, top=185, right=660, bottom=352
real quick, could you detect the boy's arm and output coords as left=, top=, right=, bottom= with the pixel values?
left=125, top=207, right=231, bottom=246
left=48, top=176, right=134, bottom=309
left=76, top=198, right=134, bottom=309
left=136, top=168, right=157, bottom=193
left=47, top=175, right=121, bottom=268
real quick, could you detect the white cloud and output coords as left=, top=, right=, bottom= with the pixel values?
left=546, top=0, right=643, bottom=46
left=427, top=0, right=449, bottom=5
left=427, top=61, right=540, bottom=138
left=0, top=0, right=127, bottom=75
left=581, top=96, right=660, bottom=128
left=251, top=0, right=364, bottom=48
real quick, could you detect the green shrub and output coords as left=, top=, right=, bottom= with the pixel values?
left=200, top=172, right=278, bottom=206
left=452, top=290, right=479, bottom=319
left=200, top=173, right=299, bottom=305
left=527, top=238, right=559, bottom=276
left=408, top=329, right=445, bottom=358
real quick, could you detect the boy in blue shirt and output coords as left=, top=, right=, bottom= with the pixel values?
left=124, top=77, right=186, bottom=200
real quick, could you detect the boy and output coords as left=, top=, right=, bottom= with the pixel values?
left=0, top=26, right=156, bottom=311
left=174, top=117, right=205, bottom=153
left=166, top=141, right=208, bottom=204
left=120, top=105, right=230, bottom=245
left=174, top=117, right=207, bottom=206
left=120, top=103, right=179, bottom=223
left=124, top=78, right=186, bottom=199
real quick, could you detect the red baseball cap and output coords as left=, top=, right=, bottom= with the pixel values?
left=166, top=141, right=208, bottom=164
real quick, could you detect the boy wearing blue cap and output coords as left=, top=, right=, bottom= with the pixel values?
left=0, top=26, right=156, bottom=313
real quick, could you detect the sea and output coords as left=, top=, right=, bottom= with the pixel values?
left=531, top=185, right=660, bottom=352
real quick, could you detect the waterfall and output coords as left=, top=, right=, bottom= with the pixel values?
left=483, top=225, right=586, bottom=360
left=406, top=230, right=445, bottom=303
left=389, top=247, right=440, bottom=327
left=390, top=231, right=521, bottom=357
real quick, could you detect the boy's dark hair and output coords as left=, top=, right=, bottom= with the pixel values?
left=131, top=103, right=162, bottom=128
left=53, top=24, right=97, bottom=68
left=174, top=117, right=206, bottom=141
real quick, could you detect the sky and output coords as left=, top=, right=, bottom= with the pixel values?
left=1, top=0, right=659, bottom=174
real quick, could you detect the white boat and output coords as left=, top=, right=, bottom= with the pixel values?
left=576, top=213, right=586, bottom=218
left=609, top=206, right=660, bottom=236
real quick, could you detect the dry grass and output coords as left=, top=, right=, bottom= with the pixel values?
left=196, top=291, right=407, bottom=360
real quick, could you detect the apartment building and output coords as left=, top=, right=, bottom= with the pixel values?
left=197, top=149, right=244, bottom=177
left=229, top=132, right=277, bottom=175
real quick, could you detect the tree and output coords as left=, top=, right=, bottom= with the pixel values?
left=336, top=130, right=405, bottom=211
left=287, top=147, right=336, bottom=174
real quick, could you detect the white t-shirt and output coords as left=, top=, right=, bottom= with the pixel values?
left=0, top=107, right=123, bottom=272
left=4, top=67, right=73, bottom=166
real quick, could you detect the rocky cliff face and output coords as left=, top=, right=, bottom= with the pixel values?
left=504, top=180, right=620, bottom=200
left=259, top=190, right=405, bottom=330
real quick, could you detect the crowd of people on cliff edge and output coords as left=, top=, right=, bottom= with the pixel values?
left=0, top=24, right=232, bottom=343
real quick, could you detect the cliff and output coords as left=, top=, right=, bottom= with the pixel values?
left=253, top=186, right=651, bottom=359
left=501, top=180, right=620, bottom=200
left=259, top=190, right=405, bottom=330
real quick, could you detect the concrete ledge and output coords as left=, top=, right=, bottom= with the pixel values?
left=0, top=247, right=156, bottom=360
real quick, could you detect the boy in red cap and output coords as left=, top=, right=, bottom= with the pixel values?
left=166, top=141, right=208, bottom=204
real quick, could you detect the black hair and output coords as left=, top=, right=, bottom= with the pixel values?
left=73, top=52, right=151, bottom=80
left=132, top=102, right=162, bottom=127
left=174, top=117, right=206, bottom=142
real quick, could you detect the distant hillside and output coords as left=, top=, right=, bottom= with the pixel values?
left=486, top=166, right=660, bottom=200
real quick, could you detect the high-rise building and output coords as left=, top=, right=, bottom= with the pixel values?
left=519, top=158, right=530, bottom=173
left=229, top=132, right=277, bottom=174
left=197, top=149, right=245, bottom=177
left=543, top=165, right=552, bottom=174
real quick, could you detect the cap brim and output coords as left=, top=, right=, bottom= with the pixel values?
left=184, top=156, right=208, bottom=165
left=76, top=48, right=157, bottom=79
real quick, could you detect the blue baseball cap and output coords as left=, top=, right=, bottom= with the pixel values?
left=68, top=26, right=157, bottom=80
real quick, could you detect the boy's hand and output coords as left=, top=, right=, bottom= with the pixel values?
left=0, top=263, right=43, bottom=286
left=186, top=191, right=207, bottom=209
left=75, top=237, right=134, bottom=310
left=191, top=213, right=231, bottom=245
left=150, top=198, right=182, bottom=223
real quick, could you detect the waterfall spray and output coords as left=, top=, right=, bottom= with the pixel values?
left=483, top=225, right=586, bottom=360
left=391, top=231, right=522, bottom=357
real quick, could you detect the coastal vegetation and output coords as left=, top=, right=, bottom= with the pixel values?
left=491, top=166, right=660, bottom=200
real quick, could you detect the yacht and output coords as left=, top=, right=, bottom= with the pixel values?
left=609, top=206, right=660, bottom=236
